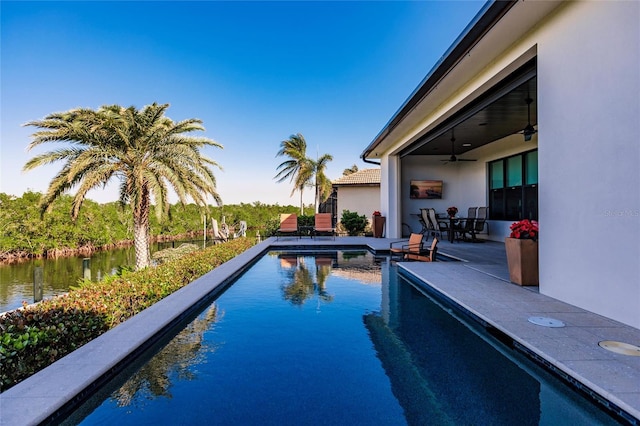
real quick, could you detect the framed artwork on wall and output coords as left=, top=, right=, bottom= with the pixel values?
left=410, top=180, right=443, bottom=199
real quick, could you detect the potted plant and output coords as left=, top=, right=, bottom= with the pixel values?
left=372, top=211, right=385, bottom=238
left=446, top=206, right=458, bottom=218
left=505, top=219, right=539, bottom=286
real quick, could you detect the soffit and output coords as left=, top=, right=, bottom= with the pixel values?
left=364, top=0, right=563, bottom=159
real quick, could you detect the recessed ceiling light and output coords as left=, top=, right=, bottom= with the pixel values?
left=462, top=143, right=472, bottom=147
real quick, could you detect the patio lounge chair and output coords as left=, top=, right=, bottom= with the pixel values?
left=405, top=237, right=439, bottom=262
left=389, top=233, right=424, bottom=260
left=313, top=213, right=335, bottom=240
left=277, top=213, right=299, bottom=240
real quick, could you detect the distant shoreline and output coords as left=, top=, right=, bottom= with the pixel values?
left=0, top=231, right=204, bottom=264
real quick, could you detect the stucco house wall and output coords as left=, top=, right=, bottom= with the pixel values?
left=336, top=185, right=380, bottom=226
left=333, top=168, right=381, bottom=231
left=535, top=1, right=639, bottom=327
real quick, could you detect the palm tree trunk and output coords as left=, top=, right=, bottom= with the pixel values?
left=133, top=187, right=151, bottom=270
left=300, top=189, right=304, bottom=216
left=133, top=217, right=150, bottom=270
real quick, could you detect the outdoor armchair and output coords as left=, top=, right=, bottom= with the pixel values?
left=389, top=233, right=424, bottom=259
left=405, top=237, right=439, bottom=262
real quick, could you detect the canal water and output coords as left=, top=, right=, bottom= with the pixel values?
left=0, top=240, right=216, bottom=313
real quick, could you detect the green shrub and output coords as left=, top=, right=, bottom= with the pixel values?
left=151, top=243, right=200, bottom=264
left=0, top=238, right=256, bottom=392
left=264, top=217, right=281, bottom=237
left=340, top=210, right=367, bottom=236
left=298, top=215, right=314, bottom=228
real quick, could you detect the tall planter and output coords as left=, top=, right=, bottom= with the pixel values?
left=504, top=237, right=539, bottom=286
left=373, top=216, right=386, bottom=238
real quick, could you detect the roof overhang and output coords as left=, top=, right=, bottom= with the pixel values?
left=361, top=0, right=563, bottom=160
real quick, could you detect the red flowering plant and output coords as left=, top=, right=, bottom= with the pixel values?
left=373, top=211, right=382, bottom=216
left=446, top=206, right=458, bottom=217
left=509, top=219, right=539, bottom=241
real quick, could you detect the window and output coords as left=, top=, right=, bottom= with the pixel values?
left=489, top=150, right=537, bottom=221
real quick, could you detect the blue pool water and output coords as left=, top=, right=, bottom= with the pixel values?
left=68, top=250, right=620, bottom=425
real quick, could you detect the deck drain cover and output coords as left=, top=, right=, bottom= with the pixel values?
left=528, top=316, right=565, bottom=328
left=598, top=341, right=640, bottom=356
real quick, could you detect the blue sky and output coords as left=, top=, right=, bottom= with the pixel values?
left=1, top=1, right=485, bottom=206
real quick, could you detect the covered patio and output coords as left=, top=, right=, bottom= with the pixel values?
left=366, top=53, right=539, bottom=242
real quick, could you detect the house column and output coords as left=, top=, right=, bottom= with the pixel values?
left=381, top=154, right=402, bottom=238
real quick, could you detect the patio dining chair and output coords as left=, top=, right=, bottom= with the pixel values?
left=428, top=208, right=450, bottom=241
left=473, top=207, right=488, bottom=237
left=457, top=207, right=477, bottom=241
left=419, top=208, right=433, bottom=235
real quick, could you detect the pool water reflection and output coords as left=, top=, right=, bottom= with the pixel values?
left=69, top=250, right=619, bottom=425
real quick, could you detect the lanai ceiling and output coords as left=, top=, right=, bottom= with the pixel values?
left=400, top=75, right=537, bottom=159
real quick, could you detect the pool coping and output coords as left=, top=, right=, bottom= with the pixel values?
left=1, top=237, right=638, bottom=425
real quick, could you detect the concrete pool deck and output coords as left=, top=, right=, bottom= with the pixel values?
left=1, top=236, right=639, bottom=424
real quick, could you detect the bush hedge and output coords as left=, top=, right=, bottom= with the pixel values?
left=0, top=237, right=256, bottom=392
left=340, top=210, right=368, bottom=236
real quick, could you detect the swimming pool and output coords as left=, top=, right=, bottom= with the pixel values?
left=66, top=250, right=620, bottom=425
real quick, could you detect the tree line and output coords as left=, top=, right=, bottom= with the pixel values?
left=0, top=191, right=310, bottom=261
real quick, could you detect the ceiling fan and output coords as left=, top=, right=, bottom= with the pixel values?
left=520, top=96, right=537, bottom=141
left=441, top=128, right=476, bottom=163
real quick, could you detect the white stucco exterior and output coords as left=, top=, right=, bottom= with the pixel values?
left=367, top=1, right=640, bottom=328
left=336, top=185, right=380, bottom=226
left=536, top=1, right=639, bottom=328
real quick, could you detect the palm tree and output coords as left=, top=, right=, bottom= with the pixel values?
left=313, top=153, right=333, bottom=213
left=274, top=133, right=313, bottom=215
left=343, top=164, right=358, bottom=176
left=23, top=103, right=222, bottom=270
